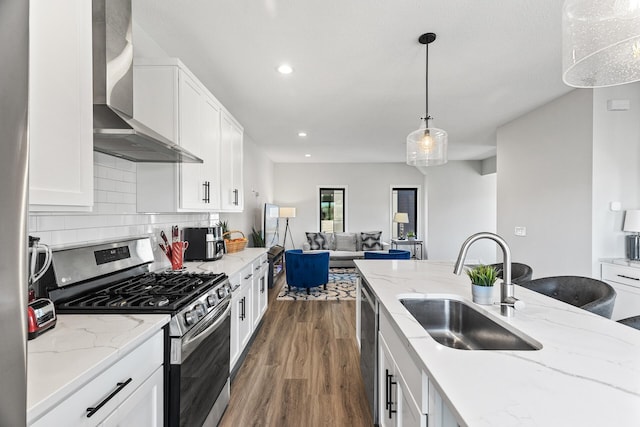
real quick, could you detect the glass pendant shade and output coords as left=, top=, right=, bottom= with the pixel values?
left=562, top=0, right=640, bottom=88
left=406, top=118, right=448, bottom=166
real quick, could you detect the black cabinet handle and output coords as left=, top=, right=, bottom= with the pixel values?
left=202, top=182, right=208, bottom=203
left=206, top=181, right=210, bottom=203
left=86, top=378, right=132, bottom=418
left=386, top=369, right=396, bottom=419
left=233, top=189, right=239, bottom=205
left=617, top=274, right=640, bottom=281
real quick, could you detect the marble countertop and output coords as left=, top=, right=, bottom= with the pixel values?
left=600, top=258, right=640, bottom=268
left=182, top=248, right=267, bottom=277
left=27, top=314, right=170, bottom=423
left=355, top=259, right=640, bottom=426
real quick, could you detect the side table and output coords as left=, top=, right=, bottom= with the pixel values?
left=390, top=239, right=425, bottom=260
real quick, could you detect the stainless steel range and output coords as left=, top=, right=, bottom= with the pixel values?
left=37, top=237, right=231, bottom=427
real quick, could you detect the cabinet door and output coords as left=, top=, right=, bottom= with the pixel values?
left=101, top=367, right=163, bottom=427
left=239, top=273, right=253, bottom=350
left=379, top=335, right=398, bottom=427
left=398, top=372, right=425, bottom=427
left=220, top=112, right=243, bottom=211
left=252, top=262, right=262, bottom=329
left=29, top=0, right=93, bottom=209
left=230, top=274, right=242, bottom=369
left=201, top=95, right=222, bottom=210
left=178, top=71, right=206, bottom=210
left=259, top=258, right=269, bottom=317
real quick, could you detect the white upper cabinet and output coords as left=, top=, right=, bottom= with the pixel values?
left=134, top=59, right=222, bottom=212
left=220, top=112, right=244, bottom=211
left=29, top=0, right=94, bottom=210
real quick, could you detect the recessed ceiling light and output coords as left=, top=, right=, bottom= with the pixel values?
left=277, top=64, right=293, bottom=74
left=298, top=132, right=307, bottom=137
left=305, top=154, right=311, bottom=158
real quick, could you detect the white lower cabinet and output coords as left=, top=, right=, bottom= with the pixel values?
left=379, top=334, right=424, bottom=427
left=379, top=308, right=459, bottom=427
left=230, top=253, right=270, bottom=371
left=601, top=262, right=640, bottom=320
left=100, top=367, right=163, bottom=427
left=30, top=331, right=164, bottom=427
left=252, top=254, right=269, bottom=329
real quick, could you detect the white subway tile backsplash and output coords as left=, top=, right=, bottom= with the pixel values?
left=37, top=216, right=66, bottom=231
left=122, top=171, right=136, bottom=183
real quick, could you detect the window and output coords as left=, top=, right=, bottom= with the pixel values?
left=392, top=188, right=418, bottom=239
left=319, top=188, right=345, bottom=232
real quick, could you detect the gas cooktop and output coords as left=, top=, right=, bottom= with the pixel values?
left=56, top=271, right=226, bottom=314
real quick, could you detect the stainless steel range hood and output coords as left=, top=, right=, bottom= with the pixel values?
left=92, top=0, right=202, bottom=163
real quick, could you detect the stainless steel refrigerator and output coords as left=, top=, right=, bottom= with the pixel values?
left=0, top=0, right=29, bottom=425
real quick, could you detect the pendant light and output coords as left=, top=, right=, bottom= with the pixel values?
left=562, top=0, right=640, bottom=88
left=407, top=32, right=448, bottom=167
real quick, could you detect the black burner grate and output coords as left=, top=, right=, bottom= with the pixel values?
left=56, top=272, right=226, bottom=314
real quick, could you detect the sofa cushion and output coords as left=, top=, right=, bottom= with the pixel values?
left=334, top=232, right=357, bottom=251
left=361, top=231, right=383, bottom=250
left=305, top=232, right=331, bottom=250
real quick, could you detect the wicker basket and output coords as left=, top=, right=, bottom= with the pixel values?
left=223, top=230, right=248, bottom=253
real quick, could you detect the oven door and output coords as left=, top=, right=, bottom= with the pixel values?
left=168, top=299, right=231, bottom=427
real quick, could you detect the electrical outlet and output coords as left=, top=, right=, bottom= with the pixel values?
left=514, top=226, right=527, bottom=237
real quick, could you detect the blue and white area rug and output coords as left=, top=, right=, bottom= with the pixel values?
left=277, top=268, right=358, bottom=301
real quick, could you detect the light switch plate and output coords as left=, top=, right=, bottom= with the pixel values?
left=514, top=226, right=527, bottom=236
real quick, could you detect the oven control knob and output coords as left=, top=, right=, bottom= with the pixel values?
left=217, top=288, right=227, bottom=298
left=207, top=295, right=217, bottom=307
left=194, top=304, right=206, bottom=318
left=184, top=310, right=198, bottom=326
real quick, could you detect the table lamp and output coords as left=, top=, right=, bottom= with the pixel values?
left=393, top=212, right=409, bottom=240
left=623, top=210, right=640, bottom=260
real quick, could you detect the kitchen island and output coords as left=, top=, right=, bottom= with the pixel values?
left=355, top=259, right=640, bottom=426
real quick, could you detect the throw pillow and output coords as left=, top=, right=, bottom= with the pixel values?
left=361, top=231, right=383, bottom=250
left=334, top=233, right=357, bottom=251
left=305, top=232, right=330, bottom=250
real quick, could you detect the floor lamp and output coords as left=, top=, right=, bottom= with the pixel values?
left=280, top=207, right=296, bottom=249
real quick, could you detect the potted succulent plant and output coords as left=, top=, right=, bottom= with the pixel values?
left=406, top=231, right=416, bottom=241
left=466, top=264, right=500, bottom=305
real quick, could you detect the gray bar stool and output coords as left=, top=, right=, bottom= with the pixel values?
left=518, top=276, right=616, bottom=318
left=618, top=316, right=640, bottom=330
left=489, top=262, right=533, bottom=284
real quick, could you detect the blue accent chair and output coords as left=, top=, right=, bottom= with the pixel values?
left=285, top=249, right=330, bottom=294
left=364, top=249, right=411, bottom=260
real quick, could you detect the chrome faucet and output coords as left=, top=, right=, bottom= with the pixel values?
left=453, top=232, right=524, bottom=317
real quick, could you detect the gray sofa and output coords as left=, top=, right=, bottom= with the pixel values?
left=302, top=231, right=389, bottom=268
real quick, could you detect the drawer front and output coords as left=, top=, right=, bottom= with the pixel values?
left=602, top=263, right=640, bottom=288
left=380, top=309, right=425, bottom=414
left=30, top=331, right=164, bottom=427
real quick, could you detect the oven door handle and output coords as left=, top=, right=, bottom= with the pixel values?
left=181, top=299, right=231, bottom=361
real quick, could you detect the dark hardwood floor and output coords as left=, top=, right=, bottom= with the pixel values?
left=219, top=273, right=372, bottom=427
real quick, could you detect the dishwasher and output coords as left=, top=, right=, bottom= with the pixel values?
left=360, top=277, right=378, bottom=425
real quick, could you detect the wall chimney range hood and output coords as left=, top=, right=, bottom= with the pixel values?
left=92, top=0, right=202, bottom=163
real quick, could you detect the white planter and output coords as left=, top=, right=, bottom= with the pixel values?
left=471, top=284, right=494, bottom=305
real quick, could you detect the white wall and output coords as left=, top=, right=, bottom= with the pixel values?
left=220, top=135, right=275, bottom=245
left=273, top=163, right=424, bottom=248
left=423, top=161, right=497, bottom=263
left=592, top=82, right=640, bottom=275
left=497, top=89, right=594, bottom=278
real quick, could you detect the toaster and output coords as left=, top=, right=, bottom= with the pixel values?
left=27, top=298, right=57, bottom=340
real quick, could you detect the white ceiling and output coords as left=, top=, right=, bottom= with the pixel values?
left=133, top=0, right=572, bottom=164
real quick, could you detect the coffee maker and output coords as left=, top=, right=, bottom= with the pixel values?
left=183, top=227, right=225, bottom=261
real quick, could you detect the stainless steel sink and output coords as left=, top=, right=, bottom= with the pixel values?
left=399, top=298, right=542, bottom=351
